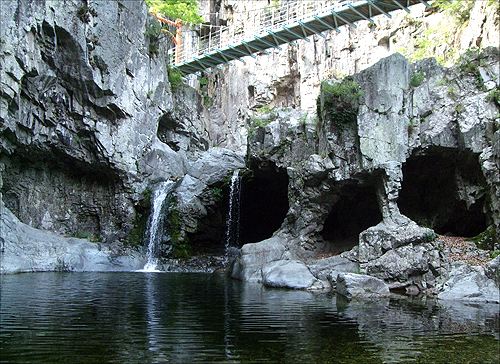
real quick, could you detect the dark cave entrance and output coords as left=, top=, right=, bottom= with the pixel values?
left=398, top=149, right=487, bottom=237
left=186, top=160, right=289, bottom=254
left=239, top=160, right=290, bottom=245
left=320, top=182, right=382, bottom=254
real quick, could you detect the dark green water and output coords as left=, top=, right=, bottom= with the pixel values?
left=0, top=272, right=499, bottom=364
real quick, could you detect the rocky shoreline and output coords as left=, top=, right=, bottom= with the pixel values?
left=2, top=198, right=499, bottom=304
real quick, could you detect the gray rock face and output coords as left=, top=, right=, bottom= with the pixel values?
left=175, top=147, right=246, bottom=242
left=1, top=200, right=144, bottom=273
left=336, top=273, right=390, bottom=299
left=438, top=263, right=500, bottom=304
left=230, top=236, right=288, bottom=282
left=262, top=260, right=325, bottom=290
left=0, top=0, right=217, bottom=250
left=485, top=255, right=500, bottom=287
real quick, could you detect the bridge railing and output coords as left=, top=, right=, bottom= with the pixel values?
left=171, top=0, right=352, bottom=65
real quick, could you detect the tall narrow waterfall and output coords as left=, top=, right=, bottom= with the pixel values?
left=141, top=181, right=175, bottom=272
left=225, top=170, right=241, bottom=258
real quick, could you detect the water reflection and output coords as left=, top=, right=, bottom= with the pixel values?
left=0, top=272, right=498, bottom=363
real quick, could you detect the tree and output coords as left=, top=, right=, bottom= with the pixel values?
left=145, top=0, right=204, bottom=25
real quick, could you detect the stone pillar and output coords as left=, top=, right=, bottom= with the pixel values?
left=375, top=161, right=410, bottom=227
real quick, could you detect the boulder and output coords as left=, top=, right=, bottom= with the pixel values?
left=336, top=273, right=390, bottom=299
left=262, top=260, right=325, bottom=290
left=358, top=220, right=435, bottom=263
left=438, top=263, right=500, bottom=303
left=230, top=236, right=288, bottom=282
left=485, top=255, right=500, bottom=287
left=308, top=255, right=359, bottom=282
left=362, top=243, right=441, bottom=282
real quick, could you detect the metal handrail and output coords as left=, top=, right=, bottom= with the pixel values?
left=172, top=0, right=350, bottom=65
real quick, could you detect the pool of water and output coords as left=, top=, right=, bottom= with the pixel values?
left=1, top=272, right=499, bottom=363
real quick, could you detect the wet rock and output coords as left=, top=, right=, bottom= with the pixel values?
left=336, top=273, right=390, bottom=299
left=438, top=263, right=500, bottom=303
left=262, top=260, right=326, bottom=290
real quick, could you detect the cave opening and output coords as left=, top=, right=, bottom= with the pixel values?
left=398, top=149, right=487, bottom=237
left=320, top=182, right=382, bottom=254
left=239, top=160, right=289, bottom=245
left=186, top=160, right=289, bottom=254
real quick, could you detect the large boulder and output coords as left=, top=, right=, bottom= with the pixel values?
left=438, top=263, right=500, bottom=303
left=336, top=273, right=390, bottom=299
left=230, top=236, right=288, bottom=282
left=362, top=242, right=442, bottom=283
left=358, top=220, right=435, bottom=263
left=262, top=260, right=325, bottom=290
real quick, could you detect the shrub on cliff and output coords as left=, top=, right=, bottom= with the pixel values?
left=316, top=77, right=363, bottom=131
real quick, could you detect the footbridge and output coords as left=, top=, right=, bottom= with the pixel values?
left=156, top=0, right=448, bottom=76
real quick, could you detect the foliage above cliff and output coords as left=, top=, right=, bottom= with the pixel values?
left=145, top=0, right=204, bottom=24
left=317, top=78, right=363, bottom=130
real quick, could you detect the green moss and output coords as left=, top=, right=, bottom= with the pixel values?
left=472, top=229, right=498, bottom=251
left=165, top=195, right=191, bottom=259
left=486, top=88, right=500, bottom=107
left=145, top=22, right=162, bottom=57
left=128, top=189, right=152, bottom=247
left=167, top=64, right=185, bottom=92
left=317, top=77, right=363, bottom=131
left=77, top=6, right=97, bottom=23
left=210, top=187, right=223, bottom=201
left=410, top=72, right=425, bottom=88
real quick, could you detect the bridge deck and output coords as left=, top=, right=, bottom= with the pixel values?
left=173, top=0, right=436, bottom=76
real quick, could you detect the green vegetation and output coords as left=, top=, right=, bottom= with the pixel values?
left=422, top=232, right=437, bottom=244
left=486, top=88, right=500, bottom=106
left=145, top=22, right=162, bottom=56
left=210, top=187, right=223, bottom=201
left=68, top=231, right=102, bottom=242
left=472, top=229, right=498, bottom=251
left=433, top=0, right=474, bottom=24
left=458, top=48, right=480, bottom=77
left=316, top=78, right=363, bottom=131
left=165, top=195, right=191, bottom=259
left=299, top=112, right=308, bottom=126
left=77, top=6, right=97, bottom=23
left=128, top=189, right=153, bottom=247
left=145, top=0, right=204, bottom=25
left=198, top=76, right=212, bottom=107
left=454, top=104, right=465, bottom=114
left=247, top=106, right=278, bottom=138
left=409, top=72, right=425, bottom=88
left=167, top=64, right=184, bottom=91
left=396, top=0, right=476, bottom=66
left=446, top=85, right=458, bottom=100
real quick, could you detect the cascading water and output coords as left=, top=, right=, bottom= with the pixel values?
left=140, top=181, right=175, bottom=272
left=225, top=170, right=241, bottom=260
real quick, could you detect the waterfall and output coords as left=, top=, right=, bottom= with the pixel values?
left=140, top=181, right=175, bottom=272
left=225, top=170, right=241, bottom=259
